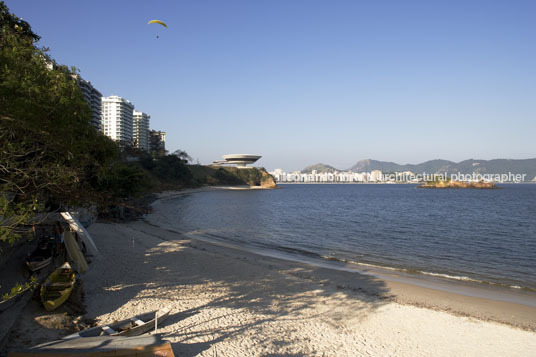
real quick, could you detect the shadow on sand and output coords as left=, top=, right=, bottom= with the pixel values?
left=77, top=220, right=392, bottom=356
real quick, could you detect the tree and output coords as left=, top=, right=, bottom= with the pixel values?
left=0, top=1, right=39, bottom=41
left=171, top=149, right=192, bottom=163
left=0, top=2, right=120, bottom=243
left=1, top=2, right=197, bottom=243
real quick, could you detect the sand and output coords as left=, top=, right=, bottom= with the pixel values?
left=3, top=191, right=536, bottom=356
left=81, top=215, right=536, bottom=355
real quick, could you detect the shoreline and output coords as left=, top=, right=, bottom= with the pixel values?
left=174, top=225, right=536, bottom=296
left=152, top=189, right=536, bottom=299
left=147, top=191, right=536, bottom=330
left=155, top=185, right=277, bottom=199
left=81, top=218, right=536, bottom=355
left=3, top=189, right=535, bottom=355
left=143, top=216, right=536, bottom=331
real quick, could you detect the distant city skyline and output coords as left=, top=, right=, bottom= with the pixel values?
left=8, top=0, right=536, bottom=171
left=272, top=157, right=536, bottom=177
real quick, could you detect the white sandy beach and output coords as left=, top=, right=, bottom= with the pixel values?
left=81, top=218, right=536, bottom=356
left=81, top=192, right=536, bottom=357
left=3, top=191, right=536, bottom=356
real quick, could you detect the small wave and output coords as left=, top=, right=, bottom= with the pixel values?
left=416, top=272, right=535, bottom=292
left=273, top=245, right=324, bottom=259
left=418, top=271, right=482, bottom=283
left=183, top=230, right=535, bottom=292
left=320, top=255, right=534, bottom=291
left=321, top=255, right=408, bottom=273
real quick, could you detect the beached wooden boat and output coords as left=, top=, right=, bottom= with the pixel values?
left=8, top=334, right=175, bottom=357
left=40, top=262, right=75, bottom=311
left=26, top=256, right=52, bottom=273
left=26, top=240, right=53, bottom=272
left=63, top=307, right=171, bottom=339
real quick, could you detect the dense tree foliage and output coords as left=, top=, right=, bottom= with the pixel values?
left=0, top=2, right=126, bottom=242
left=138, top=149, right=193, bottom=187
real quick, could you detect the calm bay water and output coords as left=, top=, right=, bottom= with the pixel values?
left=154, top=184, right=536, bottom=291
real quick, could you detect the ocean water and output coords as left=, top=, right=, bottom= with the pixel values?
left=153, top=184, right=536, bottom=291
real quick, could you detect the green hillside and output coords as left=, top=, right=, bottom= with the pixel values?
left=301, top=163, right=339, bottom=174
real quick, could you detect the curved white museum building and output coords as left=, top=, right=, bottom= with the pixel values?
left=213, top=154, right=262, bottom=168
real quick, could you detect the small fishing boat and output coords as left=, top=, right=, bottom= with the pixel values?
left=40, top=262, right=75, bottom=311
left=8, top=334, right=175, bottom=357
left=63, top=307, right=171, bottom=339
left=25, top=240, right=53, bottom=272
left=26, top=255, right=52, bottom=273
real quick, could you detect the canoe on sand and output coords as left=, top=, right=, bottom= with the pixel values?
left=26, top=240, right=53, bottom=272
left=63, top=307, right=171, bottom=339
left=8, top=334, right=175, bottom=357
left=40, top=262, right=75, bottom=311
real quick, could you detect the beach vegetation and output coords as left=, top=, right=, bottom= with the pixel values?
left=136, top=149, right=194, bottom=189
left=0, top=276, right=38, bottom=301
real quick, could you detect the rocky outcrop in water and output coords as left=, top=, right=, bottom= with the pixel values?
left=418, top=180, right=499, bottom=189
left=259, top=169, right=277, bottom=189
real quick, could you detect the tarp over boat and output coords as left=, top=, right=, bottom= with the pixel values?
left=63, top=231, right=88, bottom=273
left=60, top=212, right=98, bottom=256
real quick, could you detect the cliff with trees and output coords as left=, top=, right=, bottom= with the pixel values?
left=190, top=165, right=277, bottom=188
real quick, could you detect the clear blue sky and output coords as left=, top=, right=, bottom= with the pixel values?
left=8, top=0, right=536, bottom=171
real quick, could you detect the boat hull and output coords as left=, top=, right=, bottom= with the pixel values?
left=26, top=256, right=53, bottom=272
left=8, top=334, right=175, bottom=357
left=63, top=307, right=171, bottom=339
left=40, top=263, right=75, bottom=311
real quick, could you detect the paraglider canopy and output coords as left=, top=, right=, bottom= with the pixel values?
left=148, top=20, right=167, bottom=28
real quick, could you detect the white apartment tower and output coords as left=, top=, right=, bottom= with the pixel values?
left=101, top=96, right=135, bottom=146
left=133, top=110, right=150, bottom=151
left=73, top=75, right=102, bottom=130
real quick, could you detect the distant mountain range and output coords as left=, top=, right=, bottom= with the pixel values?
left=301, top=158, right=536, bottom=180
left=300, top=163, right=339, bottom=174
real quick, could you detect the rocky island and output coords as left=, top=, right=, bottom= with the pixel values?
left=418, top=180, right=499, bottom=189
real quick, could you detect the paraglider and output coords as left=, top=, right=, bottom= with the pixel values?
left=148, top=20, right=167, bottom=38
left=148, top=20, right=167, bottom=28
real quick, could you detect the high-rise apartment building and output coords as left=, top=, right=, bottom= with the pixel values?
left=75, top=76, right=103, bottom=131
left=133, top=110, right=150, bottom=151
left=149, top=130, right=166, bottom=156
left=101, top=96, right=135, bottom=146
